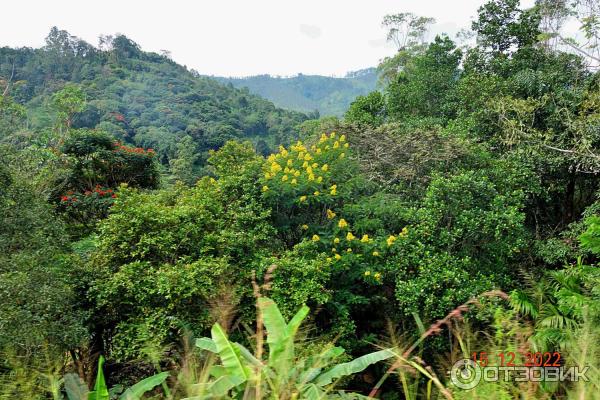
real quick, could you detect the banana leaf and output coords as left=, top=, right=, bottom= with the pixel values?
left=88, top=356, right=109, bottom=400
left=119, top=371, right=169, bottom=400
left=314, top=349, right=394, bottom=386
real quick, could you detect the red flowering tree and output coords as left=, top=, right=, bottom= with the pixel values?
left=53, top=129, right=159, bottom=231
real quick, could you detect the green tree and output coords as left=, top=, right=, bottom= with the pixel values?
left=87, top=145, right=273, bottom=359
left=192, top=297, right=394, bottom=399
left=52, top=130, right=159, bottom=233
left=382, top=13, right=436, bottom=51
left=377, top=13, right=435, bottom=84
left=52, top=84, right=86, bottom=129
left=472, top=0, right=541, bottom=55
left=169, top=135, right=199, bottom=185
left=0, top=94, right=26, bottom=139
left=0, top=160, right=87, bottom=357
left=386, top=35, right=462, bottom=121
left=344, top=91, right=386, bottom=126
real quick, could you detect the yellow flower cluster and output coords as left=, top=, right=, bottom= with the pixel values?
left=261, top=133, right=347, bottom=202
left=386, top=235, right=396, bottom=246
left=387, top=227, right=409, bottom=246
left=322, top=219, right=411, bottom=265
left=364, top=271, right=382, bottom=281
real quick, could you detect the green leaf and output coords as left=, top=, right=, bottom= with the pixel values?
left=64, top=373, right=89, bottom=400
left=299, top=346, right=346, bottom=383
left=258, top=297, right=287, bottom=347
left=259, top=297, right=299, bottom=378
left=314, top=349, right=394, bottom=387
left=88, top=356, right=110, bottom=400
left=209, top=365, right=227, bottom=378
left=333, top=392, right=372, bottom=399
left=234, top=342, right=262, bottom=367
left=510, top=289, right=539, bottom=319
left=195, top=337, right=217, bottom=353
left=186, top=375, right=246, bottom=398
left=286, top=304, right=310, bottom=337
left=207, top=375, right=246, bottom=397
left=302, top=384, right=325, bottom=400
left=211, top=323, right=251, bottom=382
left=119, top=371, right=169, bottom=400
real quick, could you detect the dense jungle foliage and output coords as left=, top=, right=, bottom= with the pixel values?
left=0, top=0, right=599, bottom=399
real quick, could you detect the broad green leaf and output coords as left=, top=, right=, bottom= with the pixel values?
left=302, top=383, right=325, bottom=400
left=299, top=346, right=345, bottom=383
left=186, top=376, right=246, bottom=398
left=234, top=342, right=262, bottom=367
left=258, top=297, right=296, bottom=378
left=258, top=297, right=287, bottom=348
left=211, top=323, right=251, bottom=382
left=88, top=356, right=110, bottom=400
left=186, top=383, right=210, bottom=398
left=286, top=304, right=310, bottom=337
left=64, top=373, right=89, bottom=400
left=209, top=365, right=227, bottom=378
left=314, top=349, right=394, bottom=386
left=207, top=375, right=246, bottom=397
left=119, top=371, right=169, bottom=400
left=195, top=337, right=217, bottom=353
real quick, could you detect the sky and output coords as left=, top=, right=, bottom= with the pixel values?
left=2, top=0, right=535, bottom=77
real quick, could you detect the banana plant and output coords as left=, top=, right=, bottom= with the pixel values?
left=190, top=297, right=394, bottom=399
left=64, top=355, right=169, bottom=400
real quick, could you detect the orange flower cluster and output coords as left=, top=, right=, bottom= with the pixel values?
left=88, top=185, right=117, bottom=198
left=61, top=185, right=117, bottom=203
left=113, top=141, right=155, bottom=155
left=61, top=195, right=78, bottom=203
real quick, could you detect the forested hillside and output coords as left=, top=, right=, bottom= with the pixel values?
left=215, top=68, right=377, bottom=116
left=0, top=28, right=308, bottom=170
left=1, top=0, right=600, bottom=399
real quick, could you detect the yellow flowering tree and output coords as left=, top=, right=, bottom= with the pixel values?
left=260, top=132, right=356, bottom=242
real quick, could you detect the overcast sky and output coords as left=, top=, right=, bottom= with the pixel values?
left=3, top=0, right=535, bottom=77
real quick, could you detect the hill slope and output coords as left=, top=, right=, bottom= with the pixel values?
left=0, top=28, right=308, bottom=164
left=214, top=68, right=378, bottom=116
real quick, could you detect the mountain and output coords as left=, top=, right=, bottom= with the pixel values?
left=0, top=28, right=309, bottom=164
left=214, top=68, right=378, bottom=117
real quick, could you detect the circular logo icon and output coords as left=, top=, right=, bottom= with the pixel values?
left=450, top=359, right=482, bottom=390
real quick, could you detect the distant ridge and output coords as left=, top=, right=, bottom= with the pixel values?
left=213, top=68, right=378, bottom=116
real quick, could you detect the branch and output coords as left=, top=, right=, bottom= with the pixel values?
left=559, top=35, right=600, bottom=62
left=541, top=143, right=576, bottom=154
left=2, top=61, right=15, bottom=97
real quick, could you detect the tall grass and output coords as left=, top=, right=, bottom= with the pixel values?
left=1, top=266, right=598, bottom=399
